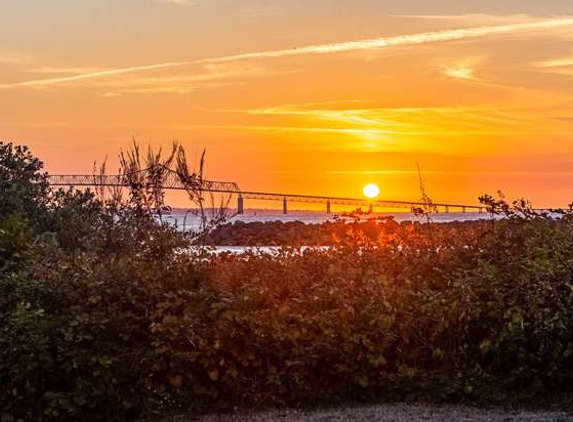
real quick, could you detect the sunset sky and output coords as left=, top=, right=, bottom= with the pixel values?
left=2, top=0, right=573, bottom=207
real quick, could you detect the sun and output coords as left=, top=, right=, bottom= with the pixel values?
left=363, top=183, right=380, bottom=199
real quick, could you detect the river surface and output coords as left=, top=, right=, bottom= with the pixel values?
left=163, top=210, right=494, bottom=232
left=163, top=210, right=497, bottom=253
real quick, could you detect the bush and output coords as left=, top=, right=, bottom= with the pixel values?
left=2, top=142, right=573, bottom=420
left=0, top=142, right=49, bottom=223
left=3, top=215, right=573, bottom=420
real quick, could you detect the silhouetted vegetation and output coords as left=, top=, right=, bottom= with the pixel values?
left=202, top=219, right=491, bottom=246
left=2, top=142, right=573, bottom=420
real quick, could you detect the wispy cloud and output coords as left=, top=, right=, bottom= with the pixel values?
left=101, top=81, right=241, bottom=96
left=210, top=103, right=565, bottom=142
left=0, top=121, right=71, bottom=128
left=26, top=66, right=103, bottom=75
left=390, top=14, right=540, bottom=24
left=3, top=16, right=573, bottom=91
left=93, top=64, right=288, bottom=96
left=0, top=53, right=31, bottom=65
left=444, top=65, right=476, bottom=81
left=0, top=62, right=190, bottom=89
left=531, top=54, right=573, bottom=78
left=151, top=0, right=196, bottom=6
left=534, top=54, right=573, bottom=68
left=99, top=91, right=122, bottom=98
left=197, top=17, right=573, bottom=64
left=443, top=57, right=485, bottom=81
left=177, top=123, right=537, bottom=138
left=0, top=60, right=288, bottom=93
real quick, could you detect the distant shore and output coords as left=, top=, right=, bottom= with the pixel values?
left=164, top=208, right=496, bottom=234
left=199, top=217, right=495, bottom=246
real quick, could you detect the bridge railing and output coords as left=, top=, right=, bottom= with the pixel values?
left=48, top=172, right=483, bottom=213
left=48, top=173, right=241, bottom=193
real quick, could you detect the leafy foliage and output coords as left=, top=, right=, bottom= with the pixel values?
left=2, top=143, right=573, bottom=420
left=0, top=142, right=49, bottom=222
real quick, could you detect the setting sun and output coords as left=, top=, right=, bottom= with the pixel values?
left=363, top=183, right=380, bottom=199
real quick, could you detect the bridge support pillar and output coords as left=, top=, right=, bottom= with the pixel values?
left=283, top=197, right=288, bottom=214
left=326, top=200, right=331, bottom=214
left=462, top=206, right=467, bottom=214
left=237, top=195, right=244, bottom=214
left=445, top=205, right=450, bottom=213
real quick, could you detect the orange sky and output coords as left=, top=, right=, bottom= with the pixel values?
left=2, top=1, right=573, bottom=207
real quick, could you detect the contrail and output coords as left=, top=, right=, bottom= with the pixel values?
left=2, top=17, right=573, bottom=89
left=0, top=61, right=190, bottom=89
left=197, top=17, right=573, bottom=64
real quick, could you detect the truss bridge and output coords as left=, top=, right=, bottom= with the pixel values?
left=48, top=167, right=484, bottom=214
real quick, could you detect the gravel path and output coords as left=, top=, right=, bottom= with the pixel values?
left=173, top=404, right=573, bottom=422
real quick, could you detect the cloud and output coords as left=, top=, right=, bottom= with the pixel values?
left=26, top=66, right=103, bottom=75
left=87, top=63, right=290, bottom=96
left=3, top=16, right=573, bottom=91
left=0, top=53, right=31, bottom=65
left=101, top=81, right=241, bottom=96
left=0, top=121, right=71, bottom=128
left=389, top=14, right=540, bottom=24
left=212, top=103, right=564, bottom=141
left=0, top=62, right=191, bottom=89
left=531, top=54, right=573, bottom=77
left=444, top=66, right=476, bottom=81
left=0, top=60, right=294, bottom=95
left=534, top=55, right=573, bottom=68
left=443, top=57, right=485, bottom=82
left=99, top=92, right=123, bottom=98
left=151, top=0, right=196, bottom=5
left=196, top=17, right=573, bottom=64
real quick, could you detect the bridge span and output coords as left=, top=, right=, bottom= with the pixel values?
left=48, top=172, right=484, bottom=215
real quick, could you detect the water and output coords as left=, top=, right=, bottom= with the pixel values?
left=162, top=209, right=495, bottom=232
left=201, top=245, right=332, bottom=255
left=161, top=210, right=499, bottom=253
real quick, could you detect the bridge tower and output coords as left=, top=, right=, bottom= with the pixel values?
left=237, top=195, right=244, bottom=214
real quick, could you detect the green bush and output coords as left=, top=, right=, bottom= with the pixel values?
left=0, top=214, right=35, bottom=276
left=0, top=143, right=49, bottom=223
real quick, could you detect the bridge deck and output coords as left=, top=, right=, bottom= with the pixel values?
left=48, top=174, right=484, bottom=211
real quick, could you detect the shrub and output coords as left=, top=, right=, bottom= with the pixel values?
left=4, top=216, right=573, bottom=420
left=3, top=143, right=573, bottom=420
left=0, top=142, right=49, bottom=223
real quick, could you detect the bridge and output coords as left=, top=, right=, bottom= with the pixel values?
left=48, top=169, right=485, bottom=214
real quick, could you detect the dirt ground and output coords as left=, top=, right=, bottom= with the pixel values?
left=168, top=403, right=573, bottom=422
